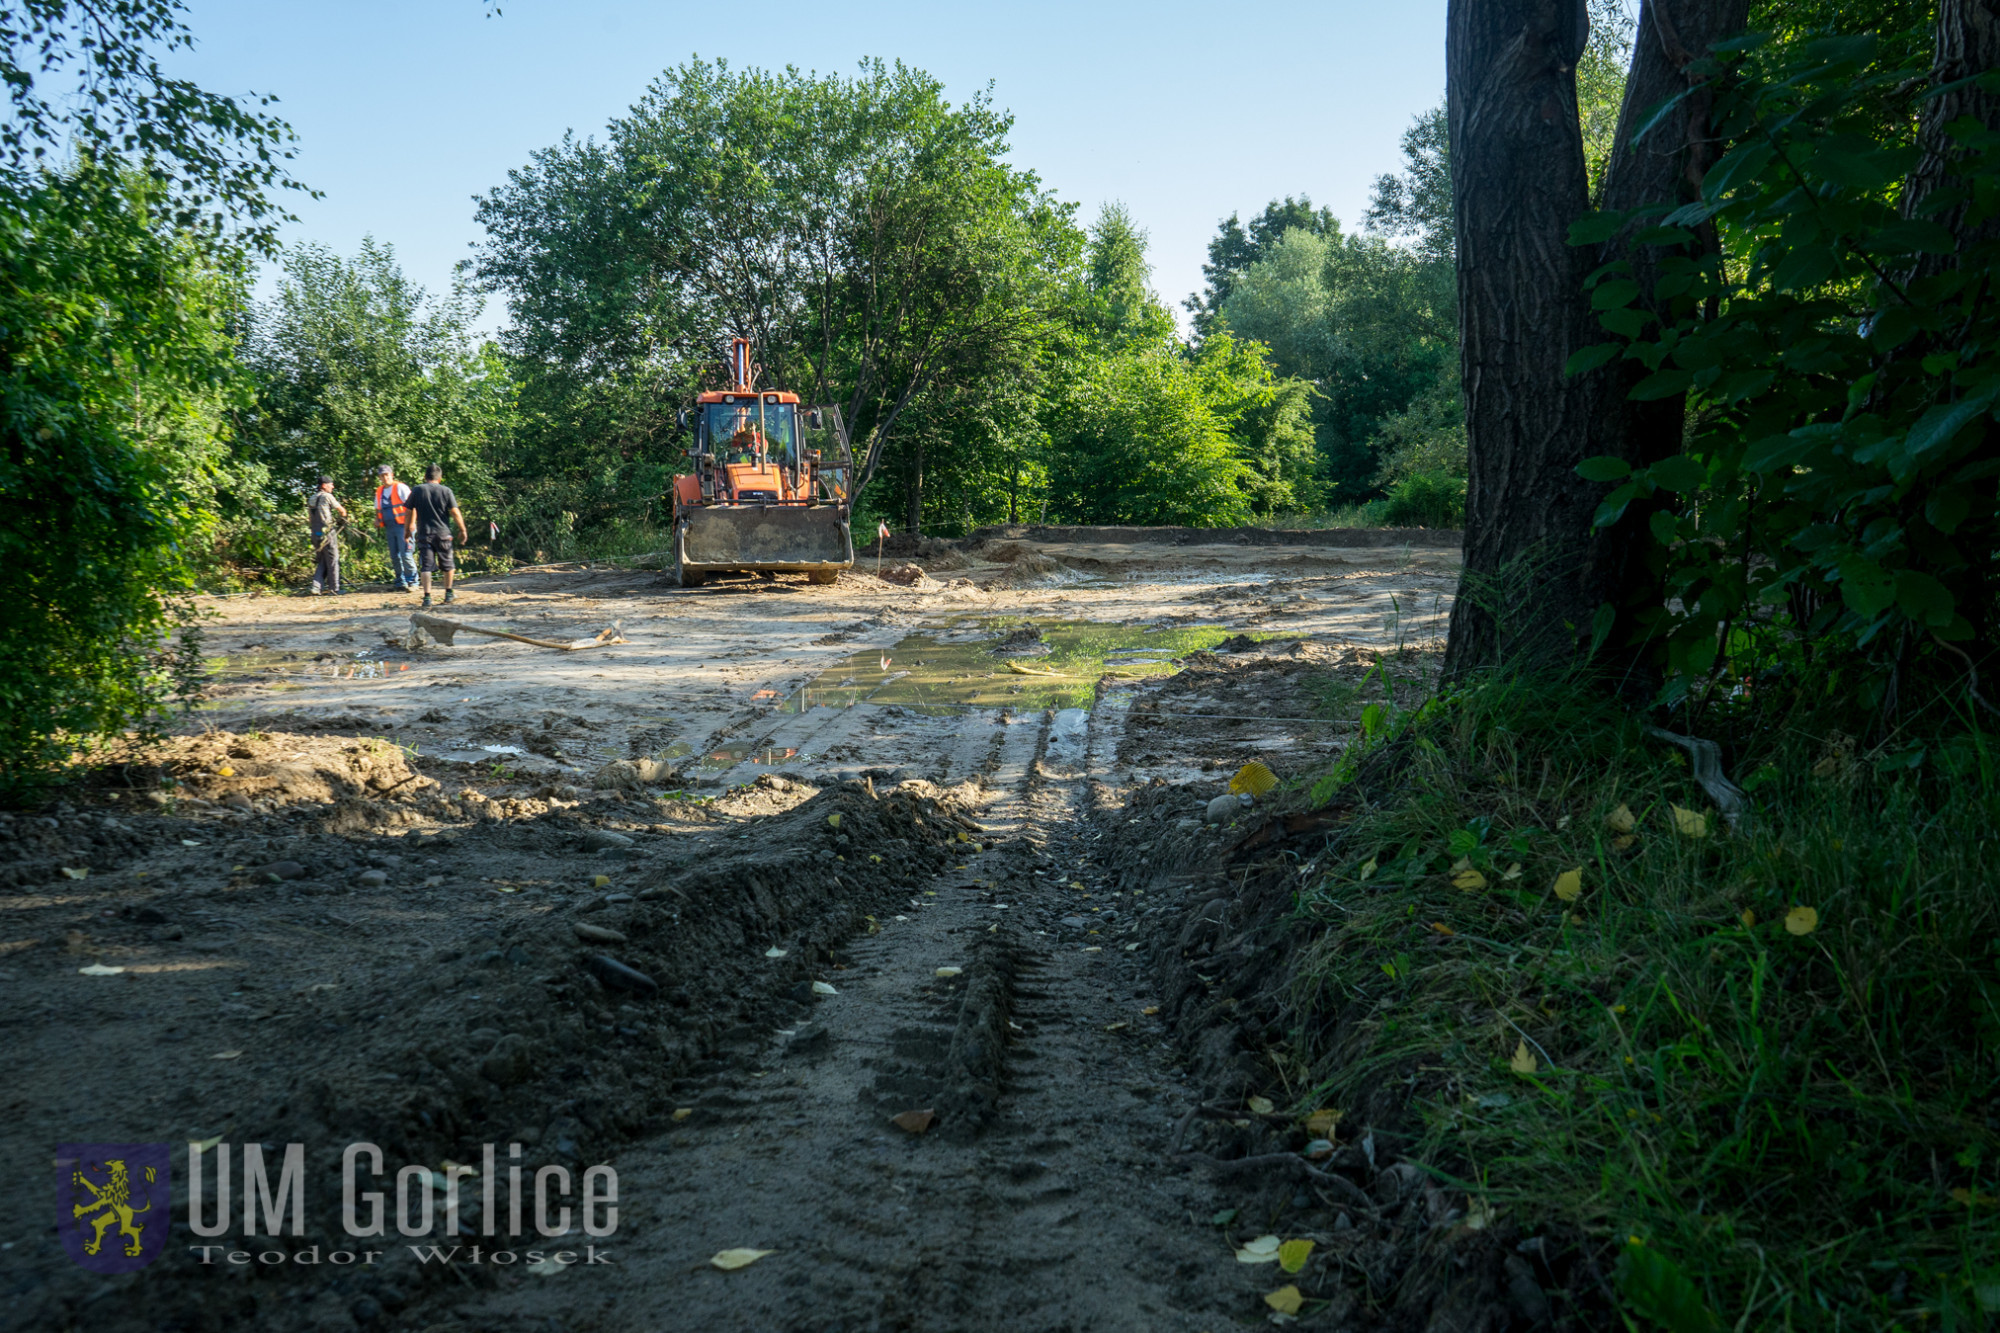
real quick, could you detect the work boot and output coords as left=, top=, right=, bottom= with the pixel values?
left=443, top=588, right=457, bottom=604
left=421, top=592, right=432, bottom=608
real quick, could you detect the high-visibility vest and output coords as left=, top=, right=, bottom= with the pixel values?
left=375, top=483, right=410, bottom=528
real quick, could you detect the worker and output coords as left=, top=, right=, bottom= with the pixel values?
left=374, top=464, right=417, bottom=591
left=407, top=462, right=468, bottom=608
left=307, top=476, right=347, bottom=596
left=727, top=428, right=760, bottom=465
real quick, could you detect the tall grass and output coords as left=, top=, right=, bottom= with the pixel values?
left=1293, top=675, right=1999, bottom=1328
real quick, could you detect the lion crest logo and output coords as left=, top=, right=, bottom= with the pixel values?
left=58, top=1143, right=170, bottom=1273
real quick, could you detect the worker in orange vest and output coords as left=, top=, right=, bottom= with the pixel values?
left=374, top=464, right=417, bottom=590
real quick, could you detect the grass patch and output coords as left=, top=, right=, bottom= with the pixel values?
left=1291, top=675, right=2000, bottom=1328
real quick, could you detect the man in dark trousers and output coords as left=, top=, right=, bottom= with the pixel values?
left=373, top=464, right=417, bottom=591
left=408, top=463, right=468, bottom=608
left=307, top=476, right=347, bottom=595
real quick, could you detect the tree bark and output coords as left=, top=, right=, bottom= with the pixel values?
left=1904, top=1, right=2000, bottom=275
left=905, top=438, right=924, bottom=533
left=1442, top=0, right=1747, bottom=679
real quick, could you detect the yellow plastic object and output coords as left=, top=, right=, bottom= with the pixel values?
left=1228, top=761, right=1278, bottom=798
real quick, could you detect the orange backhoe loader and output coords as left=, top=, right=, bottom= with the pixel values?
left=670, top=338, right=855, bottom=587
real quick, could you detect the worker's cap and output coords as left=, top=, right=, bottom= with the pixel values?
left=375, top=463, right=393, bottom=475
left=318, top=475, right=333, bottom=486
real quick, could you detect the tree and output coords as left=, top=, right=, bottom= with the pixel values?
left=472, top=58, right=1073, bottom=519
left=1441, top=0, right=1746, bottom=677
left=242, top=238, right=509, bottom=514
left=1185, top=196, right=1339, bottom=338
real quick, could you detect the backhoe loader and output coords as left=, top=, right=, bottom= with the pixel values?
left=670, top=337, right=855, bottom=587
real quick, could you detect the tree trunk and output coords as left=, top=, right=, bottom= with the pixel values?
left=905, top=438, right=924, bottom=534
left=1904, top=1, right=2000, bottom=276
left=1441, top=0, right=1600, bottom=675
left=1442, top=0, right=1746, bottom=679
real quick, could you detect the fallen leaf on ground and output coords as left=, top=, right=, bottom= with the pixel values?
left=1740, top=908, right=1756, bottom=928
left=1605, top=803, right=1636, bottom=834
left=1141, top=1005, right=1160, bottom=1016
left=1278, top=1238, right=1314, bottom=1273
left=1229, top=761, right=1278, bottom=798
left=1552, top=867, right=1584, bottom=902
left=210, top=1050, right=242, bottom=1060
left=1784, top=905, right=1818, bottom=935
left=60, top=867, right=88, bottom=880
left=1358, top=856, right=1378, bottom=881
left=1235, top=1234, right=1283, bottom=1263
left=672, top=1108, right=693, bottom=1122
left=890, top=1108, right=935, bottom=1134
left=1509, top=1041, right=1539, bottom=1075
left=526, top=1256, right=566, bottom=1275
left=1465, top=1198, right=1496, bottom=1230
left=1265, top=1284, right=1304, bottom=1314
left=934, top=966, right=962, bottom=978
left=826, top=814, right=841, bottom=829
left=1451, top=857, right=1487, bottom=891
left=1670, top=804, right=1709, bottom=838
left=1428, top=921, right=1455, bottom=936
left=77, top=964, right=125, bottom=976
left=180, top=839, right=202, bottom=847
left=811, top=980, right=838, bottom=995
left=1302, top=1139, right=1334, bottom=1161
left=188, top=1135, right=222, bottom=1155
left=215, top=766, right=234, bottom=777
left=591, top=874, right=610, bottom=887
left=1104, top=1021, right=1128, bottom=1032
left=1303, top=1108, right=1341, bottom=1137
left=1502, top=861, right=1523, bottom=881
left=1069, top=880, right=1085, bottom=889
left=865, top=916, right=881, bottom=934
left=1247, top=1095, right=1275, bottom=1115
left=764, top=946, right=788, bottom=958
left=710, top=1248, right=775, bottom=1270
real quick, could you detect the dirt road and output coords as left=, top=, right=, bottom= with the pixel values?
left=1, top=529, right=1470, bottom=1332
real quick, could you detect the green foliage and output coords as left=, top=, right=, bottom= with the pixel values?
left=1578, top=0, right=1638, bottom=200
left=1185, top=195, right=1338, bottom=338
left=1294, top=670, right=2000, bottom=1329
left=1572, top=28, right=1999, bottom=703
left=0, top=171, right=247, bottom=794
left=1378, top=471, right=1466, bottom=528
left=241, top=237, right=510, bottom=541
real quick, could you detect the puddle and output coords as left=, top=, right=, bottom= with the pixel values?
left=204, top=650, right=408, bottom=686
left=699, top=746, right=799, bottom=771
left=781, top=620, right=1260, bottom=713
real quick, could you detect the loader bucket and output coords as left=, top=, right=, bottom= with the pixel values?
left=679, top=505, right=854, bottom=575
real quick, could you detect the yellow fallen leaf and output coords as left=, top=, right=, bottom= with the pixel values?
left=826, top=813, right=841, bottom=829
left=60, top=866, right=88, bottom=880
left=934, top=967, right=962, bottom=978
left=1509, top=1041, right=1538, bottom=1075
left=1229, top=761, right=1278, bottom=798
left=1069, top=880, right=1085, bottom=889
left=1552, top=867, right=1584, bottom=903
left=210, top=1050, right=242, bottom=1060
left=672, top=1108, right=693, bottom=1122
left=868, top=854, right=882, bottom=863
left=216, top=766, right=234, bottom=777
left=526, top=1256, right=567, bottom=1275
left=1304, top=1108, right=1341, bottom=1137
left=1141, top=1005, right=1160, bottom=1016
left=1671, top=804, right=1708, bottom=838
left=1605, top=803, right=1636, bottom=834
left=1465, top=1197, right=1496, bottom=1230
left=1278, top=1238, right=1314, bottom=1273
left=890, top=1108, right=935, bottom=1134
left=1451, top=857, right=1487, bottom=891
left=1247, top=1095, right=1275, bottom=1115
left=1358, top=856, right=1378, bottom=881
left=591, top=874, right=610, bottom=887
left=865, top=915, right=881, bottom=934
left=1265, top=1284, right=1304, bottom=1314
left=1235, top=1234, right=1282, bottom=1263
left=1784, top=905, right=1818, bottom=935
left=1502, top=861, right=1524, bottom=881
left=710, top=1248, right=774, bottom=1270
left=188, top=1135, right=222, bottom=1155
left=1740, top=908, right=1756, bottom=928
left=1428, top=921, right=1455, bottom=936
left=1104, top=1021, right=1128, bottom=1032
left=1612, top=834, right=1637, bottom=851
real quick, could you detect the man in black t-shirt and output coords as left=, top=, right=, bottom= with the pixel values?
left=407, top=463, right=468, bottom=607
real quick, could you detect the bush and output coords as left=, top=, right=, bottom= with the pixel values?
left=1378, top=471, right=1465, bottom=527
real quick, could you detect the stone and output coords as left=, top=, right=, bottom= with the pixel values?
left=355, top=869, right=388, bottom=888
left=585, top=954, right=659, bottom=997
left=582, top=829, right=635, bottom=851
left=1204, top=793, right=1250, bottom=825
left=255, top=860, right=306, bottom=881
left=573, top=922, right=627, bottom=945
left=479, top=1033, right=535, bottom=1086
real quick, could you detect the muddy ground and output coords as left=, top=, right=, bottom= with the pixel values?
left=0, top=527, right=1600, bottom=1333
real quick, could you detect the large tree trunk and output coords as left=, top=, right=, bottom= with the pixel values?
left=1441, top=0, right=1600, bottom=675
left=1904, top=1, right=2000, bottom=276
left=1442, top=0, right=1747, bottom=679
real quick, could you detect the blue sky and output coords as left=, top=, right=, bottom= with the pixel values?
left=173, top=0, right=1447, bottom=331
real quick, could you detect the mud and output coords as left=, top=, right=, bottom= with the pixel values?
left=0, top=528, right=1606, bottom=1333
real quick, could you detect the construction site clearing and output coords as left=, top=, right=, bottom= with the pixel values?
left=2, top=524, right=1503, bottom=1333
